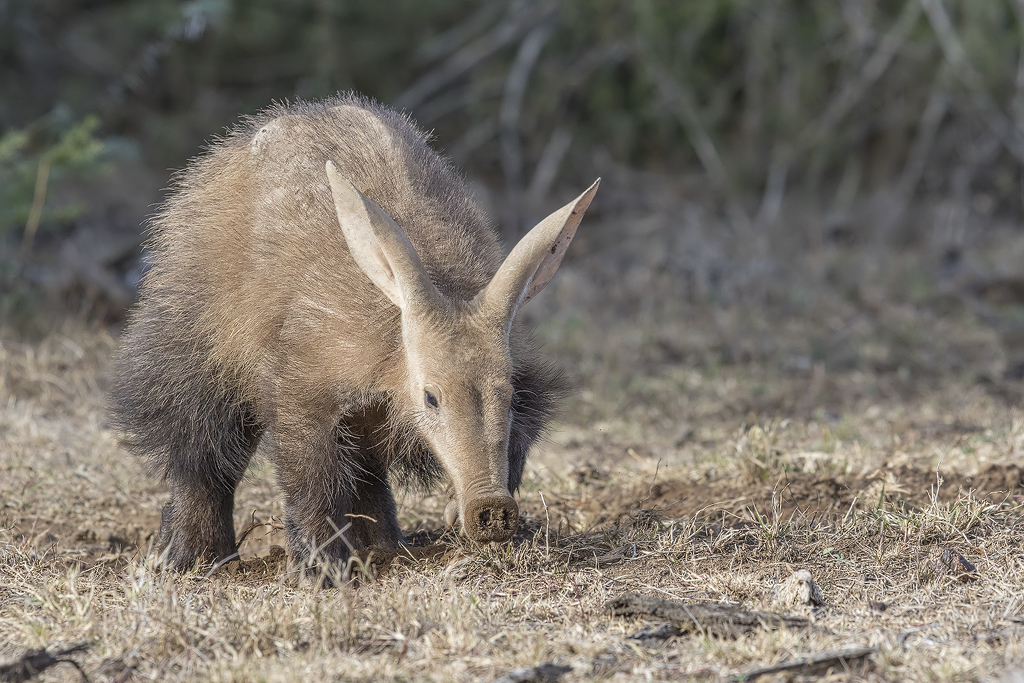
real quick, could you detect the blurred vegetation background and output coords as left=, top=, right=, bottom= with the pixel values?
left=4, top=0, right=1024, bottom=395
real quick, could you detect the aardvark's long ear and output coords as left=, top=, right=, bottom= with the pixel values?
left=327, top=160, right=442, bottom=312
left=479, top=179, right=600, bottom=328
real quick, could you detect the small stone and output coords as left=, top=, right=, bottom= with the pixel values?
left=777, top=569, right=825, bottom=607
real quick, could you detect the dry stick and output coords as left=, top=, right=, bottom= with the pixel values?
left=729, top=647, right=876, bottom=682
left=20, top=154, right=51, bottom=258
left=639, top=459, right=662, bottom=507
left=524, top=127, right=573, bottom=211
left=320, top=518, right=360, bottom=585
left=753, top=145, right=789, bottom=231
left=539, top=491, right=550, bottom=556
left=920, top=0, right=1024, bottom=163
left=394, top=1, right=555, bottom=110
left=0, top=643, right=91, bottom=683
left=500, top=18, right=557, bottom=235
left=449, top=120, right=496, bottom=163
left=235, top=516, right=286, bottom=549
left=801, top=0, right=921, bottom=151
left=605, top=593, right=810, bottom=638
left=414, top=0, right=505, bottom=65
left=344, top=513, right=379, bottom=523
left=898, top=81, right=950, bottom=197
left=639, top=48, right=751, bottom=231
left=1013, top=0, right=1024, bottom=127
left=640, top=51, right=728, bottom=192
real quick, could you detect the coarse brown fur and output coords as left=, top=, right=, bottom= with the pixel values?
left=110, top=94, right=569, bottom=571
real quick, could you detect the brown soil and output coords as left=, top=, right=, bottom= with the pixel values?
left=521, top=464, right=1024, bottom=533
left=12, top=464, right=1020, bottom=577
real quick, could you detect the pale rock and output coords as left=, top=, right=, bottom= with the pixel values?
left=776, top=569, right=825, bottom=607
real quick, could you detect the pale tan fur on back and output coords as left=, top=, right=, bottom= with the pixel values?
left=143, top=95, right=504, bottom=412
left=111, top=94, right=576, bottom=568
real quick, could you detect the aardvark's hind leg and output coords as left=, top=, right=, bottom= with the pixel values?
left=157, top=400, right=261, bottom=570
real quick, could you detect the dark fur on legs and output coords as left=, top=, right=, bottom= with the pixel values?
left=110, top=311, right=263, bottom=569
left=154, top=407, right=262, bottom=569
left=112, top=314, right=562, bottom=573
left=281, top=407, right=405, bottom=573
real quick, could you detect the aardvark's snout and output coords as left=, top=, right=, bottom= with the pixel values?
left=448, top=494, right=519, bottom=542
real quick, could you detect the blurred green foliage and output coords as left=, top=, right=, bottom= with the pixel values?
left=2, top=0, right=1023, bottom=234
left=0, top=115, right=107, bottom=241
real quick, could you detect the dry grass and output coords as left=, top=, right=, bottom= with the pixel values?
left=4, top=188, right=1024, bottom=681
left=3, top=323, right=1023, bottom=682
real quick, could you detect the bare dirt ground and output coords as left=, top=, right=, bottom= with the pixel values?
left=3, top=192, right=1024, bottom=681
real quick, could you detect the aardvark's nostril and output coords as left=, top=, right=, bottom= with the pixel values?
left=464, top=495, right=518, bottom=542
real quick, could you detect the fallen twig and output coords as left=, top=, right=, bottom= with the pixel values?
left=0, top=643, right=91, bottom=683
left=605, top=593, right=809, bottom=638
left=234, top=513, right=286, bottom=548
left=489, top=662, right=571, bottom=683
left=729, top=646, right=876, bottom=681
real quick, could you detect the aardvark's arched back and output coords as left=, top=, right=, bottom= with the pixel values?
left=110, top=93, right=599, bottom=571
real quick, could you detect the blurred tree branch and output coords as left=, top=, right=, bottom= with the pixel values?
left=4, top=0, right=1024, bottom=305
left=801, top=0, right=921, bottom=152
left=395, top=0, right=556, bottom=110
left=919, top=0, right=1024, bottom=163
left=501, top=17, right=557, bottom=233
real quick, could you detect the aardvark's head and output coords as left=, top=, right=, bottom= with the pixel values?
left=326, top=160, right=598, bottom=542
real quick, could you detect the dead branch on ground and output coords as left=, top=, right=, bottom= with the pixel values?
left=605, top=593, right=810, bottom=638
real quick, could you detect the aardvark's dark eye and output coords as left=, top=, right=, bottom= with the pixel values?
left=424, top=389, right=439, bottom=409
